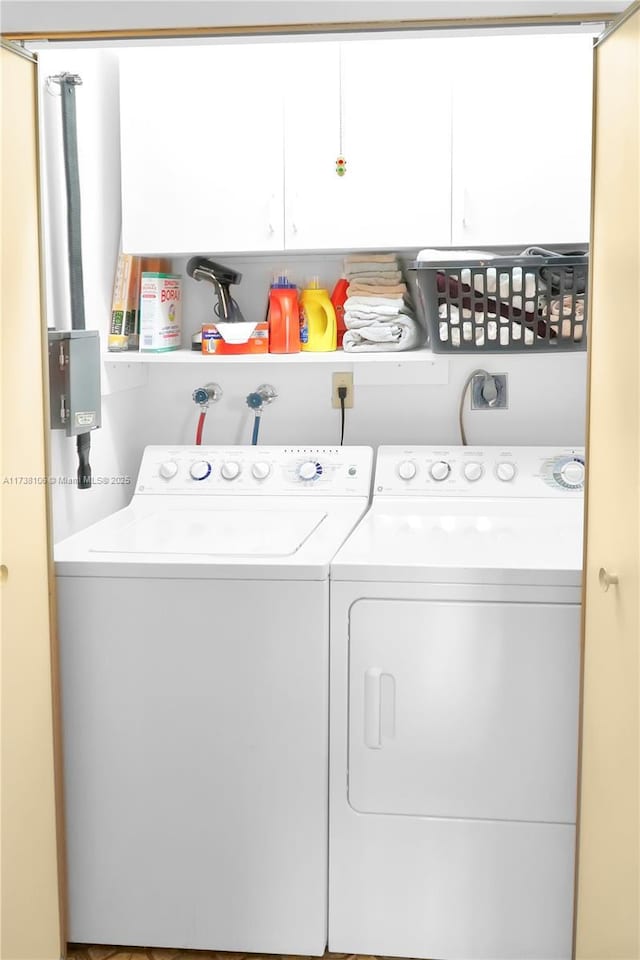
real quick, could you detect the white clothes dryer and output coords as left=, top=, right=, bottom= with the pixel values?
left=329, top=445, right=584, bottom=960
left=55, top=444, right=372, bottom=956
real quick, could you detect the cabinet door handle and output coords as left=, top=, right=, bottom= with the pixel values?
left=290, top=192, right=299, bottom=235
left=0, top=564, right=7, bottom=583
left=267, top=194, right=277, bottom=237
left=599, top=567, right=619, bottom=592
left=462, top=187, right=471, bottom=231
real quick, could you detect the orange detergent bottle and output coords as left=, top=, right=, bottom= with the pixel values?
left=267, top=273, right=300, bottom=353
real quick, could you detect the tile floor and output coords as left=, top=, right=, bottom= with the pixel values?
left=67, top=948, right=397, bottom=960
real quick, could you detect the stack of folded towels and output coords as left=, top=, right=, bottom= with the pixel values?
left=342, top=253, right=424, bottom=352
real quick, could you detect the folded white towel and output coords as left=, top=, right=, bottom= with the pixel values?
left=346, top=306, right=409, bottom=321
left=343, top=315, right=424, bottom=352
left=344, top=313, right=408, bottom=330
left=345, top=295, right=406, bottom=309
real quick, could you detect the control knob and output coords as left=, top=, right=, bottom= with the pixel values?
left=251, top=462, right=271, bottom=480
left=463, top=461, right=483, bottom=482
left=397, top=460, right=417, bottom=481
left=560, top=459, right=585, bottom=487
left=430, top=460, right=451, bottom=482
left=220, top=461, right=241, bottom=481
left=299, top=461, right=319, bottom=481
left=159, top=460, right=178, bottom=480
left=496, top=462, right=516, bottom=482
left=189, top=460, right=211, bottom=481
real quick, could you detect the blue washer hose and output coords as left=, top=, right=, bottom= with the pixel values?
left=246, top=391, right=264, bottom=446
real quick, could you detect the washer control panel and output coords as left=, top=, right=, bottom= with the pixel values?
left=376, top=446, right=585, bottom=497
left=136, top=445, right=373, bottom=496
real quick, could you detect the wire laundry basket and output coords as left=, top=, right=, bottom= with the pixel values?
left=409, top=254, right=588, bottom=353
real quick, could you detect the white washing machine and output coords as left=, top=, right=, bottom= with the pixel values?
left=329, top=445, right=585, bottom=960
left=55, top=444, right=372, bottom=955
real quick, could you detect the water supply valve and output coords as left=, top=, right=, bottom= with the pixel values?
left=245, top=383, right=278, bottom=413
left=192, top=382, right=223, bottom=408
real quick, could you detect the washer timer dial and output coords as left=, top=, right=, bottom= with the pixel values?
left=298, top=461, right=322, bottom=481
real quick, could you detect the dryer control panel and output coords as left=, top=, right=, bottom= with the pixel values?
left=375, top=446, right=585, bottom=498
left=136, top=445, right=373, bottom=496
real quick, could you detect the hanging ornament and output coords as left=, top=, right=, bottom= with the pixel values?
left=336, top=155, right=347, bottom=177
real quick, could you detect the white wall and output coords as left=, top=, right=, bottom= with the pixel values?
left=37, top=43, right=588, bottom=543
left=140, top=350, right=587, bottom=449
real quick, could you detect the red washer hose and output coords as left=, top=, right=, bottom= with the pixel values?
left=195, top=410, right=206, bottom=445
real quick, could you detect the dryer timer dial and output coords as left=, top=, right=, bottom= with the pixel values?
left=560, top=459, right=585, bottom=487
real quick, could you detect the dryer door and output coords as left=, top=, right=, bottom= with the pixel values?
left=348, top=598, right=579, bottom=824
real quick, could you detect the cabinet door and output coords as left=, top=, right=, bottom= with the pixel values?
left=451, top=33, right=593, bottom=246
left=119, top=44, right=285, bottom=254
left=284, top=38, right=452, bottom=251
left=576, top=9, right=639, bottom=957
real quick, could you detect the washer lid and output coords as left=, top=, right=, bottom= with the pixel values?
left=90, top=506, right=326, bottom=558
left=55, top=495, right=370, bottom=579
left=331, top=498, right=584, bottom=585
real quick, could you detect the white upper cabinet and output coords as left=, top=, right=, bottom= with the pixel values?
left=118, top=32, right=593, bottom=255
left=451, top=33, right=593, bottom=246
left=284, top=37, right=453, bottom=250
left=119, top=44, right=286, bottom=254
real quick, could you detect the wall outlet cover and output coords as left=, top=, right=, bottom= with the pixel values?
left=471, top=373, right=508, bottom=410
left=332, top=371, right=354, bottom=409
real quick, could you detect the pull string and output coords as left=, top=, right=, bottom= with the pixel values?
left=336, top=47, right=346, bottom=177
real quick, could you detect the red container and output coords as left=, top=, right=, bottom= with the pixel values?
left=331, top=278, right=349, bottom=348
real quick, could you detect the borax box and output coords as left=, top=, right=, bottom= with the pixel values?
left=140, top=273, right=182, bottom=352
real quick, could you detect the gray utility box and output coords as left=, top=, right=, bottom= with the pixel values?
left=48, top=330, right=101, bottom=436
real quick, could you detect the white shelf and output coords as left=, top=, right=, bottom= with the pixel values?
left=102, top=347, right=449, bottom=389
left=103, top=347, right=440, bottom=365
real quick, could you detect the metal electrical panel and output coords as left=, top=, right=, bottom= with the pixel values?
left=48, top=330, right=101, bottom=436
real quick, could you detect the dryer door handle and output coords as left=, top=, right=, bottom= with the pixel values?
left=364, top=668, right=395, bottom=749
left=364, top=669, right=382, bottom=748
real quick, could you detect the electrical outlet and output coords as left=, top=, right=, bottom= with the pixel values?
left=332, top=372, right=354, bottom=409
left=471, top=373, right=508, bottom=410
